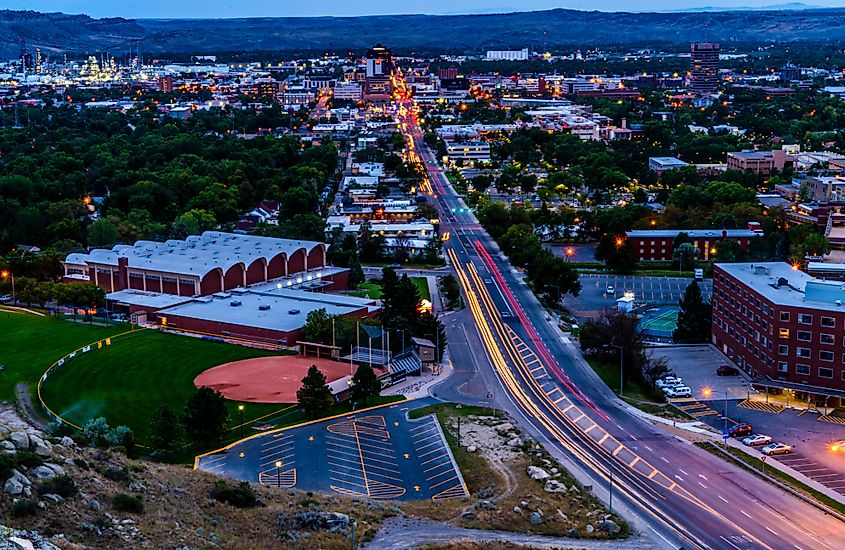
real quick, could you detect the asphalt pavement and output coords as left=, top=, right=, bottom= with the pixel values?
left=564, top=274, right=712, bottom=316
left=196, top=397, right=468, bottom=502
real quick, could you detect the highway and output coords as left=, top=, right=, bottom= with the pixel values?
left=393, top=89, right=845, bottom=549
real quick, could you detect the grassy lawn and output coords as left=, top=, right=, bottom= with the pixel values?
left=0, top=310, right=129, bottom=402
left=347, top=277, right=430, bottom=302
left=695, top=441, right=845, bottom=516
left=585, top=357, right=664, bottom=404
left=39, top=330, right=288, bottom=444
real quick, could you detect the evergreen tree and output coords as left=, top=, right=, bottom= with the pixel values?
left=348, top=256, right=365, bottom=288
left=417, top=312, right=447, bottom=361
left=351, top=363, right=381, bottom=403
left=673, top=281, right=712, bottom=343
left=183, top=387, right=229, bottom=448
left=296, top=365, right=333, bottom=416
left=148, top=404, right=183, bottom=458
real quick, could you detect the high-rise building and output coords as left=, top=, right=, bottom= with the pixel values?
left=158, top=75, right=174, bottom=93
left=35, top=48, right=42, bottom=74
left=689, top=42, right=720, bottom=93
left=365, top=44, right=393, bottom=78
left=439, top=67, right=458, bottom=81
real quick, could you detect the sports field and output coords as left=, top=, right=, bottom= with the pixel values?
left=39, top=330, right=290, bottom=443
left=195, top=355, right=364, bottom=403
left=0, top=309, right=127, bottom=401
left=640, top=307, right=678, bottom=338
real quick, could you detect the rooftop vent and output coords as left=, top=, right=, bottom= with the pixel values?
left=230, top=300, right=242, bottom=307
left=777, top=277, right=789, bottom=287
left=288, top=309, right=300, bottom=315
left=259, top=304, right=271, bottom=311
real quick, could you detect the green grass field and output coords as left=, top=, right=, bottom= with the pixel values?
left=39, top=330, right=289, bottom=444
left=0, top=310, right=128, bottom=401
left=348, top=277, right=430, bottom=302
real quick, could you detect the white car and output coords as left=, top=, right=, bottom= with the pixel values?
left=606, top=285, right=615, bottom=295
left=761, top=443, right=792, bottom=456
left=742, top=434, right=772, bottom=447
left=656, top=378, right=683, bottom=390
left=665, top=385, right=692, bottom=398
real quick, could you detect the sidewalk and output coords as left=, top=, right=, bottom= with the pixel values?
left=382, top=350, right=454, bottom=399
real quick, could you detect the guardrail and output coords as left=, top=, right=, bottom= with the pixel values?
left=36, top=328, right=145, bottom=431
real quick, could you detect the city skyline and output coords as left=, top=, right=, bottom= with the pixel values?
left=6, top=0, right=843, bottom=19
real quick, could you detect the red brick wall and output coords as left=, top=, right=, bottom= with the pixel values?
left=288, top=249, right=305, bottom=274
left=308, top=245, right=326, bottom=270
left=246, top=259, right=266, bottom=285
left=155, top=314, right=298, bottom=346
left=200, top=270, right=222, bottom=295
left=268, top=253, right=287, bottom=279
left=711, top=265, right=845, bottom=394
left=223, top=264, right=245, bottom=290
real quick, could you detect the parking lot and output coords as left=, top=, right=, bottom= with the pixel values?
left=564, top=274, right=711, bottom=315
left=653, top=345, right=845, bottom=495
left=196, top=400, right=469, bottom=501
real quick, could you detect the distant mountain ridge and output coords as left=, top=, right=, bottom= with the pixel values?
left=5, top=7, right=845, bottom=59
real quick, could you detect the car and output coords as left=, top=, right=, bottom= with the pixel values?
left=656, top=377, right=684, bottom=390
left=606, top=285, right=615, bottom=295
left=728, top=423, right=753, bottom=437
left=742, top=434, right=772, bottom=447
left=665, top=385, right=692, bottom=398
left=387, top=263, right=402, bottom=269
left=761, top=443, right=792, bottom=456
left=717, top=365, right=740, bottom=376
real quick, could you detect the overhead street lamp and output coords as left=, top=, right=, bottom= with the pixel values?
left=605, top=344, right=625, bottom=398
left=1, top=270, right=14, bottom=304
left=703, top=387, right=729, bottom=448
left=275, top=460, right=282, bottom=488
left=238, top=404, right=245, bottom=440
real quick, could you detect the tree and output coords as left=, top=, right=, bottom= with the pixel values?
left=183, top=386, right=229, bottom=447
left=440, top=274, right=461, bottom=309
left=673, top=281, right=712, bottom=344
left=302, top=308, right=333, bottom=344
left=351, top=363, right=381, bottom=404
left=148, top=404, right=183, bottom=458
left=297, top=365, right=333, bottom=416
left=672, top=242, right=699, bottom=271
left=594, top=234, right=638, bottom=274
left=87, top=219, right=120, bottom=248
left=579, top=310, right=649, bottom=387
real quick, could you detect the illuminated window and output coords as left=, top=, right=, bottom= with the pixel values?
left=779, top=328, right=790, bottom=339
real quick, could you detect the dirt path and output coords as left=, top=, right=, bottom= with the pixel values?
left=15, top=383, right=50, bottom=431
left=363, top=517, right=655, bottom=550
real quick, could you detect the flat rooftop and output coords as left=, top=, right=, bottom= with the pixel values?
left=627, top=229, right=756, bottom=238
left=159, top=289, right=378, bottom=333
left=106, top=289, right=191, bottom=310
left=716, top=262, right=845, bottom=311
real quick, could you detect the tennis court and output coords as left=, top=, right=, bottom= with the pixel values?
left=640, top=306, right=678, bottom=340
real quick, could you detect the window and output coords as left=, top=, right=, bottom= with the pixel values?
left=820, top=334, right=835, bottom=345
left=796, top=364, right=810, bottom=375
left=821, top=316, right=836, bottom=328
left=819, top=367, right=834, bottom=379
left=798, top=313, right=813, bottom=325
left=779, top=328, right=790, bottom=339
left=796, top=347, right=811, bottom=358
left=820, top=351, right=835, bottom=362
left=797, top=331, right=811, bottom=342
left=777, top=362, right=788, bottom=373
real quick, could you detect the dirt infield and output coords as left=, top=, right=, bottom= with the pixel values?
left=194, top=355, right=357, bottom=403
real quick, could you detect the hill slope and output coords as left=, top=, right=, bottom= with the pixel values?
left=4, top=7, right=845, bottom=58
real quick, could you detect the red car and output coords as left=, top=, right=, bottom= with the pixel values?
left=729, top=423, right=753, bottom=437
left=717, top=365, right=740, bottom=376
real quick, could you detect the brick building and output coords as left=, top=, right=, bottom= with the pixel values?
left=625, top=228, right=759, bottom=261
left=726, top=149, right=795, bottom=175
left=712, top=262, right=845, bottom=408
left=62, top=231, right=339, bottom=297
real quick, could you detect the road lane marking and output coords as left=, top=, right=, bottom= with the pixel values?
left=765, top=527, right=778, bottom=536
left=679, top=469, right=688, bottom=476
left=740, top=510, right=751, bottom=519
left=718, top=495, right=729, bottom=503
left=660, top=456, right=669, bottom=463
left=719, top=536, right=743, bottom=550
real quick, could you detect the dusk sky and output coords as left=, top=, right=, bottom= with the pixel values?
left=6, top=1, right=843, bottom=19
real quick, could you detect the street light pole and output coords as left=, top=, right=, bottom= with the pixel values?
left=1, top=270, right=14, bottom=305
left=238, top=404, right=244, bottom=440
left=275, top=460, right=281, bottom=488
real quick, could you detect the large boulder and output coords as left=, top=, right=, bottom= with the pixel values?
left=9, top=432, right=29, bottom=450
left=4, top=476, right=23, bottom=495
left=0, top=440, right=15, bottom=451
left=544, top=479, right=567, bottom=493
left=28, top=434, right=52, bottom=457
left=32, top=466, right=57, bottom=481
left=527, top=466, right=550, bottom=481
left=44, top=463, right=66, bottom=477
left=494, top=422, right=514, bottom=434
left=599, top=519, right=621, bottom=535
left=530, top=511, right=543, bottom=525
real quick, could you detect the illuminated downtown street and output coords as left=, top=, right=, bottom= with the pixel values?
left=392, top=77, right=845, bottom=549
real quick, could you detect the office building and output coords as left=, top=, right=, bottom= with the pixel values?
left=486, top=49, right=529, bottom=61
left=712, top=262, right=845, bottom=406
left=648, top=157, right=689, bottom=173
left=726, top=149, right=795, bottom=175
left=439, top=67, right=459, bottom=81
left=365, top=44, right=394, bottom=78
left=625, top=227, right=759, bottom=261
left=158, top=75, right=174, bottom=93
left=689, top=43, right=720, bottom=93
